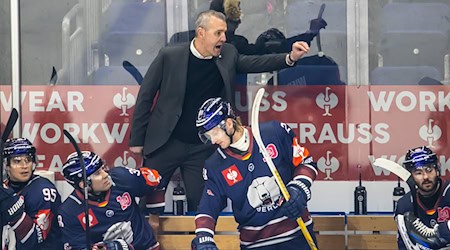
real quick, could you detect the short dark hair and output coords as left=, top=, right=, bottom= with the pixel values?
left=195, top=10, right=226, bottom=32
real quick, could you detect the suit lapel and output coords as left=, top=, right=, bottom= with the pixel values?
left=176, top=44, right=190, bottom=97
left=215, top=56, right=232, bottom=101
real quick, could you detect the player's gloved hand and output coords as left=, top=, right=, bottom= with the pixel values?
left=280, top=180, right=310, bottom=220
left=191, top=233, right=218, bottom=250
left=93, top=239, right=132, bottom=250
left=0, top=186, right=25, bottom=225
left=403, top=211, right=449, bottom=249
left=308, top=17, right=327, bottom=35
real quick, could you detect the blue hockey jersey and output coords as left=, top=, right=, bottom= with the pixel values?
left=58, top=166, right=160, bottom=250
left=395, top=180, right=450, bottom=249
left=195, top=121, right=318, bottom=249
left=2, top=175, right=62, bottom=249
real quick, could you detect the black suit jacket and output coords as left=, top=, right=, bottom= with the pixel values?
left=130, top=43, right=291, bottom=156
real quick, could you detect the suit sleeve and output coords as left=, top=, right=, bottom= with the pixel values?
left=194, top=165, right=228, bottom=236
left=129, top=48, right=164, bottom=147
left=236, top=52, right=289, bottom=74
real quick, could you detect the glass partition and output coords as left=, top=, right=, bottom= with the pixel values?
left=1, top=0, right=449, bottom=213
left=368, top=0, right=450, bottom=86
left=0, top=1, right=11, bottom=86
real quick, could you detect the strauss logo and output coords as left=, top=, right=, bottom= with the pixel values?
left=113, top=87, right=136, bottom=116
left=114, top=151, right=137, bottom=169
left=419, top=119, right=442, bottom=147
left=317, top=151, right=339, bottom=180
left=226, top=168, right=239, bottom=183
left=315, top=87, right=338, bottom=116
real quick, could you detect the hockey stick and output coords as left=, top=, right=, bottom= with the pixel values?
left=251, top=88, right=317, bottom=250
left=63, top=129, right=91, bottom=249
left=1, top=108, right=19, bottom=184
left=373, top=158, right=422, bottom=250
left=49, top=66, right=58, bottom=85
left=0, top=108, right=18, bottom=246
left=316, top=3, right=325, bottom=57
left=373, top=158, right=418, bottom=216
left=122, top=60, right=143, bottom=85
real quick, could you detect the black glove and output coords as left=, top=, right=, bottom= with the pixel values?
left=309, top=17, right=327, bottom=36
left=0, top=186, right=25, bottom=225
left=191, top=233, right=218, bottom=250
left=403, top=211, right=448, bottom=249
left=94, top=239, right=131, bottom=250
left=280, top=180, right=310, bottom=220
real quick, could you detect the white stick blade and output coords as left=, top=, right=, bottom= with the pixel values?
left=251, top=88, right=265, bottom=144
left=373, top=158, right=411, bottom=181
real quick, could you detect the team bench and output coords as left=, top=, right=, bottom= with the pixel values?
left=347, top=215, right=397, bottom=250
left=157, top=215, right=398, bottom=250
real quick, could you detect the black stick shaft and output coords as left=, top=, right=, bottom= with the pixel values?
left=122, top=60, right=143, bottom=85
left=316, top=4, right=325, bottom=55
left=1, top=108, right=18, bottom=183
left=0, top=108, right=18, bottom=246
left=63, top=130, right=90, bottom=249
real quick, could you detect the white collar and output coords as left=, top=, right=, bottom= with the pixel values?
left=230, top=128, right=249, bottom=152
left=190, top=39, right=213, bottom=59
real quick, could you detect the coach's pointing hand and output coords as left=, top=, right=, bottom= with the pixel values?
left=289, top=41, right=310, bottom=62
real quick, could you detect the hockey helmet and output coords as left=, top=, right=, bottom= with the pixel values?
left=3, top=138, right=37, bottom=170
left=62, top=151, right=104, bottom=187
left=196, top=97, right=235, bottom=143
left=256, top=28, right=286, bottom=44
left=403, top=146, right=439, bottom=173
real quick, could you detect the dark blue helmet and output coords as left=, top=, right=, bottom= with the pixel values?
left=3, top=138, right=37, bottom=169
left=256, top=28, right=285, bottom=42
left=196, top=97, right=236, bottom=144
left=197, top=97, right=235, bottom=130
left=62, top=151, right=104, bottom=187
left=403, top=146, right=438, bottom=172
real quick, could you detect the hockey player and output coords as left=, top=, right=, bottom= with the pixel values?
left=395, top=146, right=450, bottom=249
left=191, top=97, right=318, bottom=250
left=58, top=151, right=161, bottom=250
left=1, top=137, right=62, bottom=249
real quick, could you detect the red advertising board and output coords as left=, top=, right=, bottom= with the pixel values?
left=1, top=85, right=449, bottom=181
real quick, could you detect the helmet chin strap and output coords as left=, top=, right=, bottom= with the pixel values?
left=224, top=120, right=238, bottom=144
left=80, top=178, right=93, bottom=191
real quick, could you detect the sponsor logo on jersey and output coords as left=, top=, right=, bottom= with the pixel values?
left=202, top=168, right=208, bottom=181
left=437, top=207, right=450, bottom=222
left=292, top=138, right=310, bottom=166
left=248, top=163, right=255, bottom=172
left=247, top=176, right=282, bottom=213
left=36, top=225, right=44, bottom=243
left=141, top=168, right=161, bottom=186
left=8, top=195, right=24, bottom=216
left=106, top=209, right=115, bottom=217
left=221, top=165, right=243, bottom=186
left=77, top=208, right=98, bottom=230
left=206, top=189, right=215, bottom=196
left=116, top=192, right=132, bottom=210
left=262, top=144, right=278, bottom=163
left=57, top=215, right=64, bottom=228
left=36, top=209, right=52, bottom=239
